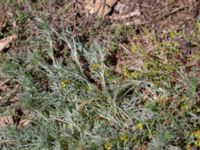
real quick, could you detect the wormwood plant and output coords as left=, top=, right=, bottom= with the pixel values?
left=0, top=19, right=199, bottom=150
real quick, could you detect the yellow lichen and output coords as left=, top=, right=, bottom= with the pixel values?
left=119, top=133, right=128, bottom=142
left=193, top=131, right=200, bottom=139
left=105, top=142, right=112, bottom=150
left=185, top=144, right=191, bottom=150
left=137, top=123, right=144, bottom=130
left=91, top=63, right=100, bottom=71
left=180, top=103, right=190, bottom=111
left=60, top=79, right=70, bottom=89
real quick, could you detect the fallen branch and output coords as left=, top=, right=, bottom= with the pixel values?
left=0, top=35, right=17, bottom=51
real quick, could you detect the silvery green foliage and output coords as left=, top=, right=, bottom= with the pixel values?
left=0, top=19, right=199, bottom=150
